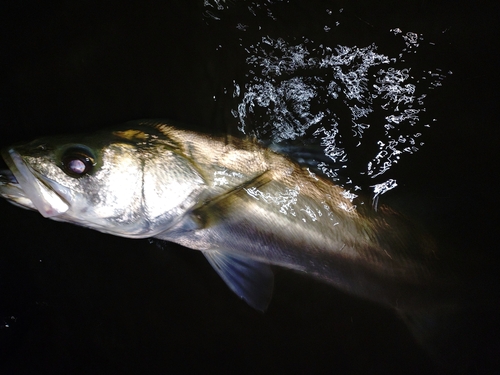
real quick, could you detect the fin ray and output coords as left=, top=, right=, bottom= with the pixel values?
left=203, top=250, right=274, bottom=311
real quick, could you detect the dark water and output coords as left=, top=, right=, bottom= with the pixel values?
left=1, top=1, right=499, bottom=374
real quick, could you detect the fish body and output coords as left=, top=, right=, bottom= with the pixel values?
left=0, top=120, right=451, bottom=314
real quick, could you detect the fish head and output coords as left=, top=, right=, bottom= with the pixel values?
left=0, top=124, right=205, bottom=238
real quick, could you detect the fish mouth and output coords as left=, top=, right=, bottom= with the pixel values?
left=0, top=148, right=69, bottom=217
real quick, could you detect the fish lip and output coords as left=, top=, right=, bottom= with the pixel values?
left=0, top=167, right=36, bottom=210
left=1, top=148, right=69, bottom=217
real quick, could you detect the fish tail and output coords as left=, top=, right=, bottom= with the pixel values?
left=398, top=303, right=489, bottom=373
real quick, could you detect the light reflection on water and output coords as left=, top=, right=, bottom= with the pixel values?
left=204, top=0, right=449, bottom=200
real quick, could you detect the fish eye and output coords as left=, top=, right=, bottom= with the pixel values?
left=61, top=147, right=95, bottom=177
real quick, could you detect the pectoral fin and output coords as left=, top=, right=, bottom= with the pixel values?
left=203, top=250, right=274, bottom=312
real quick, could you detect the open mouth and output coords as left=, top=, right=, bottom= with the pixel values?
left=0, top=164, right=35, bottom=210
left=0, top=149, right=69, bottom=217
left=0, top=151, right=15, bottom=181
left=0, top=167, right=18, bottom=184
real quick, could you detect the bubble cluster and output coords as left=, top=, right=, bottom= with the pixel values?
left=231, top=34, right=448, bottom=195
left=206, top=2, right=449, bottom=198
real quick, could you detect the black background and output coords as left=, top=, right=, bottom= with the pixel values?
left=1, top=1, right=499, bottom=374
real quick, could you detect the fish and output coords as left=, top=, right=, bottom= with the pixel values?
left=0, top=119, right=460, bottom=354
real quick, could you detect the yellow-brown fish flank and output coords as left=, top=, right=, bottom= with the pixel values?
left=153, top=123, right=174, bottom=136
left=113, top=122, right=186, bottom=153
left=113, top=129, right=149, bottom=141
